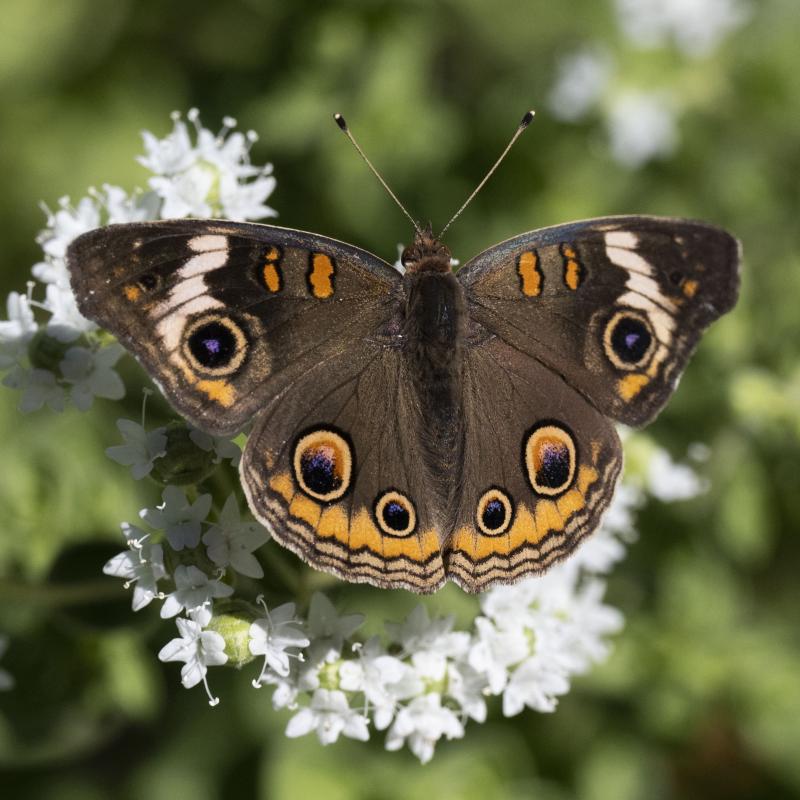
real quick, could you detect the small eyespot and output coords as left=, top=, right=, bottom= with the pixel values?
left=603, top=310, right=656, bottom=370
left=183, top=314, right=248, bottom=376
left=374, top=490, right=417, bottom=537
left=293, top=428, right=353, bottom=502
left=138, top=272, right=159, bottom=291
left=524, top=422, right=577, bottom=497
left=476, top=488, right=514, bottom=536
left=669, top=270, right=683, bottom=285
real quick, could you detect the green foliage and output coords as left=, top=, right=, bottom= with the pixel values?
left=1, top=0, right=799, bottom=797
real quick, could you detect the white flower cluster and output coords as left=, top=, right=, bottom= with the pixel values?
left=0, top=110, right=276, bottom=413
left=548, top=0, right=750, bottom=167
left=104, top=456, right=643, bottom=762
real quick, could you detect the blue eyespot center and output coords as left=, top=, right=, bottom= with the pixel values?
left=537, top=442, right=571, bottom=489
left=383, top=500, right=410, bottom=531
left=482, top=498, right=506, bottom=531
left=188, top=321, right=237, bottom=368
left=300, top=447, right=340, bottom=495
left=611, top=316, right=652, bottom=364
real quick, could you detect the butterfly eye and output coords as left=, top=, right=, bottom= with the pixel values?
left=524, top=422, right=577, bottom=497
left=374, top=490, right=417, bottom=537
left=603, top=310, right=656, bottom=370
left=476, top=488, right=514, bottom=535
left=293, top=428, right=353, bottom=502
left=183, top=314, right=248, bottom=377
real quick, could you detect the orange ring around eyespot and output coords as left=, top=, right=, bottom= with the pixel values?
left=292, top=429, right=353, bottom=502
left=374, top=490, right=417, bottom=537
left=524, top=423, right=577, bottom=497
left=476, top=488, right=514, bottom=536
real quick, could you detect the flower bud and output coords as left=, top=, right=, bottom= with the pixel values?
left=28, top=330, right=75, bottom=372
left=205, top=600, right=260, bottom=667
left=150, top=422, right=216, bottom=485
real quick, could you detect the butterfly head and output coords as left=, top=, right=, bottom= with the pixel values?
left=401, top=225, right=452, bottom=273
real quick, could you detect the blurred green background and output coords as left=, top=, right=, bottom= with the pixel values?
left=1, top=0, right=799, bottom=797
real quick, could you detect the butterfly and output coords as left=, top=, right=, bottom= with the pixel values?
left=66, top=207, right=740, bottom=594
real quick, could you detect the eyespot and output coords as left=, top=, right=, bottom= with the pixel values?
left=183, top=314, right=248, bottom=376
left=603, top=310, right=655, bottom=370
left=476, top=488, right=514, bottom=536
left=293, top=428, right=353, bottom=502
left=523, top=422, right=577, bottom=497
left=374, top=490, right=417, bottom=537
left=138, top=272, right=159, bottom=291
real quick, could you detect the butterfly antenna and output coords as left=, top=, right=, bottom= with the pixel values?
left=438, top=110, right=535, bottom=239
left=333, top=113, right=422, bottom=235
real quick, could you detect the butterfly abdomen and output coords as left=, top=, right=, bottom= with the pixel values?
left=403, top=270, right=466, bottom=502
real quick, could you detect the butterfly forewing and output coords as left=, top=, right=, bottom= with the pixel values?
left=458, top=216, right=740, bottom=426
left=67, top=220, right=401, bottom=434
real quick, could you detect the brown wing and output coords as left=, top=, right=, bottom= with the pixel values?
left=458, top=216, right=740, bottom=427
left=67, top=220, right=401, bottom=434
left=444, top=335, right=623, bottom=592
left=240, top=343, right=447, bottom=594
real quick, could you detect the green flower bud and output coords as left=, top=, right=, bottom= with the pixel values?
left=28, top=330, right=76, bottom=372
left=206, top=600, right=260, bottom=667
left=318, top=659, right=341, bottom=690
left=150, top=421, right=216, bottom=485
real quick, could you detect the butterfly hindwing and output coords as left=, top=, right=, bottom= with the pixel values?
left=240, top=344, right=447, bottom=593
left=444, top=336, right=622, bottom=592
left=67, top=220, right=401, bottom=434
left=458, top=216, right=740, bottom=426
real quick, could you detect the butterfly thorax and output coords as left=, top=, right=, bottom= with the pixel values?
left=402, top=253, right=466, bottom=510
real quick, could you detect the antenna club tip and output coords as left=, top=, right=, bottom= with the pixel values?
left=333, top=113, right=348, bottom=131
left=520, top=110, right=536, bottom=128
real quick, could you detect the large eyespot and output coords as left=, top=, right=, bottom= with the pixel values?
left=292, top=428, right=353, bottom=502
left=476, top=488, right=514, bottom=536
left=374, top=490, right=417, bottom=537
left=523, top=422, right=577, bottom=497
left=603, top=310, right=656, bottom=370
left=183, top=314, right=248, bottom=376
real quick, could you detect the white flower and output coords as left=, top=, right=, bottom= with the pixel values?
left=140, top=110, right=277, bottom=222
left=105, top=419, right=168, bottom=479
left=445, top=660, right=488, bottom=723
left=285, top=688, right=369, bottom=745
left=160, top=565, right=233, bottom=626
left=2, top=366, right=66, bottom=413
left=103, top=522, right=167, bottom=610
left=158, top=617, right=228, bottom=705
left=0, top=291, right=37, bottom=369
left=202, top=494, right=269, bottom=578
left=44, top=283, right=94, bottom=341
left=607, top=90, right=679, bottom=168
left=646, top=447, right=709, bottom=501
left=37, top=195, right=100, bottom=261
left=249, top=599, right=310, bottom=681
left=189, top=427, right=242, bottom=466
left=467, top=616, right=530, bottom=694
left=98, top=184, right=152, bottom=224
left=502, top=655, right=571, bottom=716
left=0, top=636, right=14, bottom=691
left=140, top=485, right=212, bottom=551
left=385, top=693, right=464, bottom=764
left=339, top=638, right=422, bottom=730
left=386, top=604, right=469, bottom=660
left=615, top=0, right=750, bottom=57
left=306, top=592, right=364, bottom=663
left=548, top=49, right=613, bottom=121
left=59, top=344, right=125, bottom=411
left=138, top=115, right=196, bottom=176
